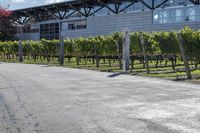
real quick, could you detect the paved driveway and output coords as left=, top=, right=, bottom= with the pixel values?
left=0, top=63, right=200, bottom=133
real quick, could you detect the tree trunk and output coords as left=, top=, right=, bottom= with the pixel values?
left=94, top=44, right=99, bottom=68
left=140, top=35, right=150, bottom=74
left=76, top=56, right=80, bottom=65
left=131, top=59, right=134, bottom=69
left=18, top=40, right=23, bottom=62
left=59, top=37, right=64, bottom=65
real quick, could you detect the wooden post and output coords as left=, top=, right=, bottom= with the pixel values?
left=123, top=28, right=130, bottom=71
left=18, top=40, right=23, bottom=62
left=18, top=24, right=23, bottom=62
left=177, top=33, right=192, bottom=79
left=140, top=35, right=150, bottom=74
left=59, top=36, right=64, bottom=65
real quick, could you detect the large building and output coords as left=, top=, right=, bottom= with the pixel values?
left=12, top=0, right=200, bottom=40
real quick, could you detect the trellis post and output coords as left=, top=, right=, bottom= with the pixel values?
left=177, top=33, right=192, bottom=79
left=123, top=28, right=130, bottom=71
left=18, top=25, right=23, bottom=62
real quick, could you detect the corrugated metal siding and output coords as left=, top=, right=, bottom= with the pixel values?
left=63, top=10, right=200, bottom=38
left=19, top=9, right=200, bottom=40
left=63, top=11, right=153, bottom=38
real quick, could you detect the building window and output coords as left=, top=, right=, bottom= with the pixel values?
left=186, top=7, right=196, bottom=21
left=76, top=20, right=87, bottom=29
left=153, top=5, right=199, bottom=24
left=68, top=20, right=87, bottom=30
left=153, top=13, right=159, bottom=23
left=175, top=8, right=185, bottom=22
left=161, top=10, right=170, bottom=23
left=16, top=24, right=39, bottom=33
left=68, top=22, right=76, bottom=30
left=40, top=23, right=59, bottom=40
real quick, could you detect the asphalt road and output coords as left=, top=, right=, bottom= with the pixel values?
left=0, top=63, right=200, bottom=133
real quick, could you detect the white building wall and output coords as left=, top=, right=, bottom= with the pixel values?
left=62, top=10, right=200, bottom=38
left=18, top=5, right=200, bottom=40
left=16, top=33, right=40, bottom=41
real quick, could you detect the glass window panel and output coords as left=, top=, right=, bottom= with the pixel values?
left=40, top=23, right=59, bottom=40
left=68, top=20, right=86, bottom=30
left=187, top=7, right=196, bottom=21
left=153, top=13, right=159, bottom=23
left=175, top=8, right=185, bottom=22
left=153, top=5, right=199, bottom=24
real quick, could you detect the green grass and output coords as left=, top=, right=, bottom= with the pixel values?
left=1, top=57, right=200, bottom=84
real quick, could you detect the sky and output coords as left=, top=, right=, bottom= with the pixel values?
left=0, top=0, right=69, bottom=10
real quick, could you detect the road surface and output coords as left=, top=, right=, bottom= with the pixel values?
left=0, top=63, right=200, bottom=133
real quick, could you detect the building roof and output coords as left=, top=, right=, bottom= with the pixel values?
left=11, top=0, right=200, bottom=24
left=12, top=0, right=122, bottom=12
